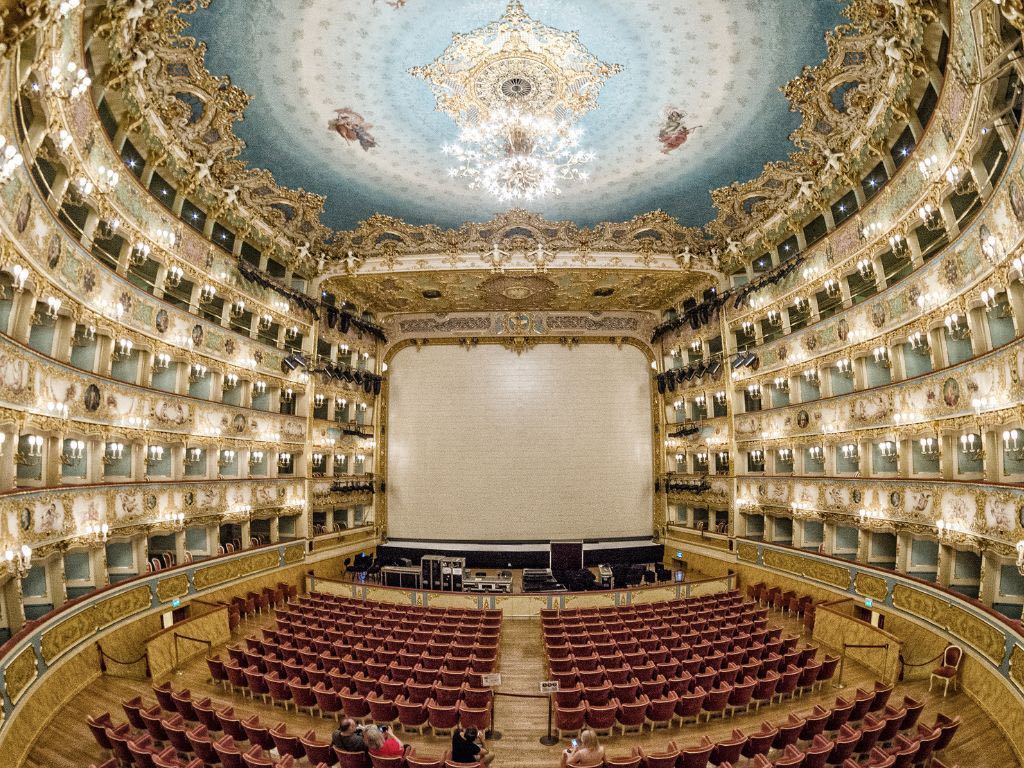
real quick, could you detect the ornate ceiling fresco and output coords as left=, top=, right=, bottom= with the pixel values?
left=184, top=0, right=846, bottom=231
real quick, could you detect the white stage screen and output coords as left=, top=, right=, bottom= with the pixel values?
left=386, top=344, right=653, bottom=541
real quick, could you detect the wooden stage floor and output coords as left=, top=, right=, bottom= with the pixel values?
left=25, top=609, right=1012, bottom=767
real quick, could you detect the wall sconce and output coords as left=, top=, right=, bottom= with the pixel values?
left=83, top=521, right=109, bottom=544
left=230, top=300, right=246, bottom=318
left=165, top=265, right=184, bottom=289
left=919, top=436, right=941, bottom=458
left=113, top=338, right=133, bottom=361
left=281, top=388, right=294, bottom=403
left=48, top=60, right=91, bottom=99
left=856, top=259, right=874, bottom=278
left=358, top=403, right=368, bottom=412
left=772, top=376, right=789, bottom=392
left=198, top=284, right=217, bottom=304
left=43, top=296, right=62, bottom=321
left=314, top=394, right=326, bottom=409
left=0, top=136, right=25, bottom=186
left=60, top=439, right=85, bottom=467
left=859, top=508, right=884, bottom=522
left=714, top=391, right=727, bottom=406
left=334, top=453, right=347, bottom=467
left=888, top=233, right=908, bottom=256
left=794, top=296, right=809, bottom=312
left=766, top=310, right=782, bottom=327
left=1002, top=429, right=1024, bottom=461
left=3, top=544, right=32, bottom=578
left=339, top=343, right=350, bottom=356
left=917, top=154, right=938, bottom=178
left=694, top=452, right=708, bottom=467
left=746, top=384, right=762, bottom=401
left=189, top=364, right=208, bottom=383
left=716, top=452, right=730, bottom=471
left=312, top=453, right=325, bottom=468
left=223, top=373, right=239, bottom=390
left=802, top=368, right=820, bottom=385
left=285, top=325, right=300, bottom=341
left=945, top=164, right=972, bottom=194
left=218, top=449, right=236, bottom=468
left=944, top=313, right=970, bottom=339
left=908, top=331, right=929, bottom=353
left=153, top=227, right=176, bottom=249
left=860, top=220, right=884, bottom=240
left=253, top=380, right=267, bottom=395
left=10, top=264, right=29, bottom=292
left=835, top=358, right=853, bottom=377
left=872, top=346, right=891, bottom=368
left=145, top=445, right=164, bottom=467
left=979, top=287, right=999, bottom=310
left=694, top=394, right=707, bottom=409
left=689, top=339, right=702, bottom=354
left=808, top=446, right=824, bottom=462
left=918, top=203, right=942, bottom=230
left=740, top=321, right=754, bottom=336
left=935, top=518, right=969, bottom=540
left=249, top=450, right=265, bottom=467
left=335, top=397, right=348, bottom=413
left=129, top=241, right=150, bottom=267
left=959, top=433, right=984, bottom=461
left=73, top=176, right=94, bottom=200
left=777, top=448, right=793, bottom=462
left=840, top=443, right=859, bottom=461
left=183, top=447, right=202, bottom=467
left=749, top=449, right=764, bottom=464
left=879, top=441, right=898, bottom=463
left=278, top=452, right=292, bottom=468
left=102, top=441, right=124, bottom=465
left=15, top=435, right=44, bottom=466
left=981, top=233, right=1002, bottom=265
left=824, top=279, right=841, bottom=298
left=156, top=511, right=185, bottom=531
left=153, top=352, right=171, bottom=371
left=258, top=314, right=273, bottom=331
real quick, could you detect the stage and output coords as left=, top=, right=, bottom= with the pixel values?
left=378, top=536, right=664, bottom=569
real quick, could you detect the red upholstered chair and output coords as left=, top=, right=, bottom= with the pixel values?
left=773, top=744, right=806, bottom=768
left=241, top=715, right=276, bottom=751
left=217, top=706, right=247, bottom=743
left=335, top=749, right=371, bottom=768
left=266, top=672, right=293, bottom=710
left=645, top=691, right=678, bottom=730
left=289, top=677, right=319, bottom=716
left=583, top=681, right=613, bottom=705
left=709, top=730, right=747, bottom=766
left=856, top=747, right=896, bottom=767
left=458, top=703, right=491, bottom=731
left=372, top=751, right=409, bottom=768
left=675, top=736, right=714, bottom=768
left=885, top=734, right=920, bottom=768
left=637, top=745, right=679, bottom=768
left=163, top=713, right=195, bottom=755
left=225, top=663, right=249, bottom=696
left=206, top=655, right=229, bottom=689
left=751, top=672, right=779, bottom=711
left=826, top=696, right=854, bottom=732
left=855, top=714, right=885, bottom=755
left=554, top=683, right=584, bottom=708
left=700, top=683, right=732, bottom=722
left=314, top=682, right=344, bottom=721
left=141, top=705, right=169, bottom=743
left=617, top=695, right=650, bottom=734
left=301, top=731, right=338, bottom=766
left=674, top=685, right=706, bottom=725
left=153, top=682, right=176, bottom=713
left=931, top=714, right=960, bottom=755
left=426, top=698, right=459, bottom=736
left=270, top=722, right=307, bottom=760
left=741, top=722, right=777, bottom=762
left=171, top=689, right=198, bottom=723
left=773, top=714, right=806, bottom=750
left=243, top=667, right=271, bottom=704
left=396, top=695, right=429, bottom=734
left=829, top=724, right=862, bottom=765
left=850, top=688, right=875, bottom=722
left=555, top=703, right=586, bottom=738
left=584, top=700, right=619, bottom=736
left=774, top=664, right=801, bottom=702
left=725, top=676, right=756, bottom=717
left=800, top=704, right=830, bottom=741
left=127, top=738, right=162, bottom=768
left=405, top=748, right=444, bottom=768
left=816, top=654, right=840, bottom=691
left=929, top=646, right=964, bottom=697
left=803, top=734, right=834, bottom=768
left=604, top=753, right=641, bottom=768
left=87, top=712, right=118, bottom=753
left=899, top=696, right=924, bottom=731
left=193, top=697, right=222, bottom=733
left=340, top=689, right=372, bottom=722
left=187, top=724, right=220, bottom=766
left=105, top=726, right=138, bottom=767
left=869, top=681, right=894, bottom=712
left=462, top=685, right=493, bottom=709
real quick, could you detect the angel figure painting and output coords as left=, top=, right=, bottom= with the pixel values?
left=328, top=108, right=377, bottom=151
left=658, top=108, right=700, bottom=154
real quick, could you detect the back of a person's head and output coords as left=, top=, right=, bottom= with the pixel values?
left=341, top=718, right=357, bottom=733
left=580, top=729, right=599, bottom=750
left=463, top=728, right=477, bottom=742
left=363, top=725, right=384, bottom=750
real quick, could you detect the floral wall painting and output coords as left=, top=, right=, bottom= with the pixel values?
left=658, top=108, right=700, bottom=154
left=328, top=108, right=377, bottom=151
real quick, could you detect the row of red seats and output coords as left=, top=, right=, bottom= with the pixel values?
left=296, top=594, right=502, bottom=622
left=539, top=589, right=747, bottom=620
left=577, top=687, right=959, bottom=768
left=87, top=681, right=472, bottom=768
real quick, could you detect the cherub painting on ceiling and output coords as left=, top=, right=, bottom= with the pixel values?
left=658, top=108, right=700, bottom=154
left=328, top=108, right=378, bottom=151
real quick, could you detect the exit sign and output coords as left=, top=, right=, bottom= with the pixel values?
left=864, top=598, right=873, bottom=609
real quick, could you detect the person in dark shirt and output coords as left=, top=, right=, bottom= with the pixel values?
left=331, top=718, right=366, bottom=753
left=451, top=727, right=494, bottom=765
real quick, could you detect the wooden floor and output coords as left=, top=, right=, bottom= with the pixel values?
left=24, top=609, right=1014, bottom=767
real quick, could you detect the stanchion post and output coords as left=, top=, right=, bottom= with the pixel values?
left=485, top=694, right=502, bottom=740
left=539, top=695, right=559, bottom=746
left=833, top=647, right=847, bottom=689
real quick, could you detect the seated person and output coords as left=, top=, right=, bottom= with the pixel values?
left=451, top=726, right=494, bottom=766
left=331, top=718, right=366, bottom=753
left=561, top=729, right=604, bottom=768
left=363, top=724, right=404, bottom=757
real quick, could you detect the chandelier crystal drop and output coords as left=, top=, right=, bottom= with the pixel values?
left=443, top=109, right=595, bottom=202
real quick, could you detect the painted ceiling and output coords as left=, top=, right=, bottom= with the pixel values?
left=186, top=0, right=847, bottom=232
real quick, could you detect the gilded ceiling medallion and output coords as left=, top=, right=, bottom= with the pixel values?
left=479, top=273, right=558, bottom=305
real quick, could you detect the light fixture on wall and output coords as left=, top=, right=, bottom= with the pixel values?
left=693, top=394, right=707, bottom=409
left=223, top=373, right=239, bottom=390
left=102, top=441, right=125, bottom=465
left=258, top=313, right=273, bottom=331
left=42, top=296, right=62, bottom=322
left=959, top=433, right=984, bottom=461
left=189, top=364, right=208, bottom=383
left=840, top=443, right=859, bottom=461
left=60, top=439, right=85, bottom=466
left=823, top=279, right=841, bottom=298
left=808, top=446, right=824, bottom=462
left=835, top=358, right=854, bottom=378
left=281, top=388, right=294, bottom=403
left=156, top=511, right=186, bottom=531
left=919, top=436, right=941, bottom=458
left=230, top=300, right=246, bottom=318
left=888, top=233, right=909, bottom=257
left=47, top=60, right=91, bottom=100
left=777, top=447, right=793, bottom=463
left=153, top=352, right=171, bottom=371
left=71, top=323, right=96, bottom=348
left=83, top=521, right=109, bottom=544
left=249, top=450, right=265, bottom=467
left=802, top=369, right=819, bottom=385
left=714, top=391, right=727, bottom=406
left=218, top=449, right=236, bottom=469
left=860, top=220, right=884, bottom=241
left=694, top=452, right=708, bottom=468
left=878, top=441, right=898, bottom=463
left=0, top=135, right=25, bottom=186
left=981, top=233, right=1002, bottom=265
left=872, top=346, right=891, bottom=368
left=794, top=295, right=809, bottom=312
left=129, top=242, right=151, bottom=267
left=944, top=313, right=970, bottom=339
left=689, top=339, right=702, bottom=355
left=945, top=164, right=972, bottom=195
left=278, top=452, right=292, bottom=469
left=745, top=384, right=761, bottom=401
left=112, top=338, right=134, bottom=361
left=766, top=310, right=782, bottom=327
left=979, top=286, right=999, bottom=310
left=14, top=435, right=44, bottom=466
left=1002, top=430, right=1024, bottom=461
left=907, top=331, right=929, bottom=353
left=183, top=446, right=202, bottom=467
left=856, top=259, right=874, bottom=278
left=740, top=321, right=755, bottom=336
left=253, top=380, right=267, bottom=396
left=918, top=203, right=943, bottom=230
left=164, top=265, right=184, bottom=289
left=917, top=153, right=939, bottom=179
left=3, top=543, right=32, bottom=578
left=314, top=394, right=326, bottom=410
left=285, top=325, right=300, bottom=342
left=153, top=226, right=176, bottom=249
left=198, top=284, right=217, bottom=305
left=145, top=445, right=164, bottom=467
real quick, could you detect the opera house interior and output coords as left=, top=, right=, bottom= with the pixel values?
left=2, top=0, right=1024, bottom=766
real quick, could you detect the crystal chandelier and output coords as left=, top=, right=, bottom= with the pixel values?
left=443, top=109, right=595, bottom=201
left=414, top=1, right=619, bottom=202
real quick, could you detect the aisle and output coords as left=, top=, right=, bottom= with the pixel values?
left=491, top=617, right=555, bottom=751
